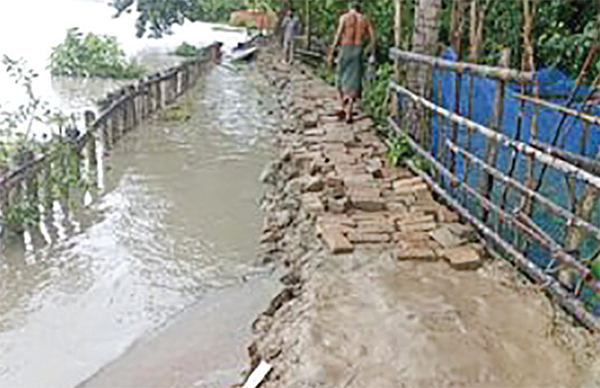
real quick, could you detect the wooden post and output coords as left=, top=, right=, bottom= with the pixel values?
left=157, top=74, right=164, bottom=110
left=450, top=70, right=462, bottom=174
left=42, top=152, right=53, bottom=221
left=306, top=0, right=311, bottom=49
left=450, top=0, right=467, bottom=55
left=84, top=111, right=98, bottom=191
left=407, top=0, right=442, bottom=144
left=523, top=0, right=539, bottom=216
left=391, top=0, right=402, bottom=117
left=436, top=70, right=444, bottom=183
left=480, top=47, right=510, bottom=222
left=564, top=0, right=600, bottom=254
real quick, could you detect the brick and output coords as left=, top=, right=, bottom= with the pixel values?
left=348, top=187, right=386, bottom=212
left=292, top=151, right=321, bottom=171
left=343, top=173, right=374, bottom=188
left=395, top=213, right=434, bottom=224
left=303, top=176, right=325, bottom=193
left=399, top=222, right=437, bottom=233
left=430, top=227, right=465, bottom=248
left=325, top=185, right=345, bottom=199
left=304, top=128, right=325, bottom=137
left=302, top=113, right=319, bottom=129
left=411, top=204, right=441, bottom=215
left=317, top=214, right=355, bottom=227
left=386, top=202, right=409, bottom=213
left=323, top=143, right=346, bottom=154
left=325, top=151, right=357, bottom=166
left=394, top=177, right=424, bottom=190
left=440, top=246, right=482, bottom=270
left=325, top=174, right=344, bottom=188
left=347, top=231, right=391, bottom=244
left=446, top=223, right=479, bottom=242
left=394, top=183, right=429, bottom=197
left=351, top=212, right=390, bottom=224
left=327, top=196, right=349, bottom=214
left=436, top=207, right=460, bottom=223
left=392, top=169, right=414, bottom=180
left=335, top=162, right=364, bottom=174
left=325, top=128, right=356, bottom=145
left=301, top=192, right=325, bottom=215
left=394, top=231, right=432, bottom=244
left=319, top=225, right=354, bottom=254
left=396, top=247, right=437, bottom=261
left=355, top=221, right=396, bottom=234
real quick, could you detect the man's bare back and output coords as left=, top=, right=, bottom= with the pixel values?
left=338, top=10, right=371, bottom=46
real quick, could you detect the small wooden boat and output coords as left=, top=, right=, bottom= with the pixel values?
left=229, top=46, right=258, bottom=62
left=212, top=25, right=245, bottom=33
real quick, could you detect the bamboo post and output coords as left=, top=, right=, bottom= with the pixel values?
left=157, top=74, right=164, bottom=110
left=450, top=0, right=466, bottom=55
left=102, top=116, right=112, bottom=150
left=84, top=111, right=98, bottom=190
left=306, top=0, right=311, bottom=50
left=480, top=47, right=510, bottom=222
left=391, top=0, right=402, bottom=117
left=564, top=1, right=600, bottom=255
left=450, top=69, right=462, bottom=174
left=42, top=152, right=53, bottom=221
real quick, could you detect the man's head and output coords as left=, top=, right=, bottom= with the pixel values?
left=349, top=1, right=361, bottom=11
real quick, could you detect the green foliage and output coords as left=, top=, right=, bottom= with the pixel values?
left=362, top=62, right=392, bottom=124
left=478, top=0, right=598, bottom=78
left=174, top=42, right=203, bottom=57
left=384, top=134, right=414, bottom=167
left=50, top=28, right=146, bottom=79
left=1, top=57, right=88, bottom=234
left=186, top=0, right=246, bottom=23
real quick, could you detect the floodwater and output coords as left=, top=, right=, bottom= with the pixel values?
left=0, top=1, right=279, bottom=387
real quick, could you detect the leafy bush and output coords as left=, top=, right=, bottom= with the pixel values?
left=362, top=62, right=393, bottom=125
left=174, top=42, right=203, bottom=57
left=50, top=28, right=145, bottom=79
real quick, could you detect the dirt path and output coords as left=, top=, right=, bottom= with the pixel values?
left=244, top=46, right=600, bottom=388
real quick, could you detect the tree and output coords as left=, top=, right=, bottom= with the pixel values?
left=111, top=0, right=195, bottom=38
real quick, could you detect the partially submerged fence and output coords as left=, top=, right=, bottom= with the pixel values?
left=389, top=46, right=600, bottom=331
left=0, top=44, right=220, bottom=240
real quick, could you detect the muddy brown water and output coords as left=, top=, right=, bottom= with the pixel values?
left=0, top=64, right=281, bottom=387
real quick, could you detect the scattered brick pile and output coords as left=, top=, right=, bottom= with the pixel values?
left=289, top=100, right=483, bottom=270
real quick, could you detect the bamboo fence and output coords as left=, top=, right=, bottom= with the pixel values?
left=0, top=44, right=221, bottom=238
left=388, top=47, right=600, bottom=332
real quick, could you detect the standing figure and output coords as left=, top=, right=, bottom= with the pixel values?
left=328, top=1, right=375, bottom=123
left=282, top=11, right=300, bottom=65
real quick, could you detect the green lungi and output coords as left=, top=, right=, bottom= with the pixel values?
left=337, top=45, right=363, bottom=98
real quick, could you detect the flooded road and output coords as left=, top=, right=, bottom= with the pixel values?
left=0, top=63, right=279, bottom=387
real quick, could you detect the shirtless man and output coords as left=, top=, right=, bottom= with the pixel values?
left=327, top=1, right=375, bottom=123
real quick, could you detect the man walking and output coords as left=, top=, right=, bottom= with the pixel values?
left=327, top=1, right=375, bottom=123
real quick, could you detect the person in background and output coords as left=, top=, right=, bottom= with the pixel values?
left=280, top=10, right=291, bottom=47
left=327, top=1, right=375, bottom=123
left=282, top=10, right=300, bottom=65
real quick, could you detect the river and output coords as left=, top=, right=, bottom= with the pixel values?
left=0, top=1, right=278, bottom=387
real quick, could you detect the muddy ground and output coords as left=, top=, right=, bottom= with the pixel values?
left=240, top=45, right=600, bottom=388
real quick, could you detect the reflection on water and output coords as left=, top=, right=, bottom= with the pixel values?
left=0, top=58, right=276, bottom=387
left=0, top=0, right=249, bottom=133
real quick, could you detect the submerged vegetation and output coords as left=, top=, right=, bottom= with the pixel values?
left=174, top=42, right=204, bottom=57
left=50, top=28, right=146, bottom=79
left=1, top=56, right=85, bottom=232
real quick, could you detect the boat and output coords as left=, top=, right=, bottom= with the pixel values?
left=212, top=25, right=246, bottom=33
left=229, top=46, right=258, bottom=62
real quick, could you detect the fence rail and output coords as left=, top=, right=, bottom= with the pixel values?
left=0, top=44, right=220, bottom=237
